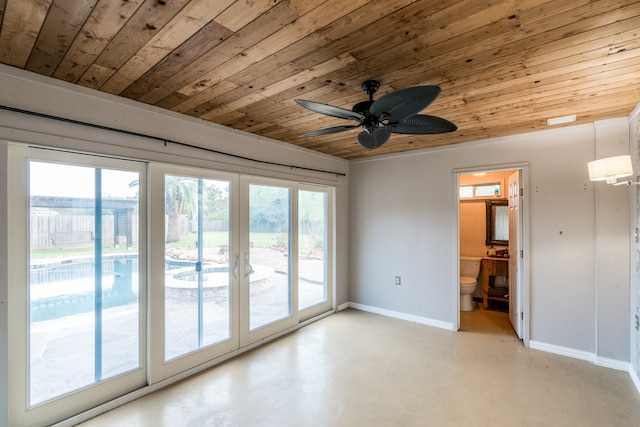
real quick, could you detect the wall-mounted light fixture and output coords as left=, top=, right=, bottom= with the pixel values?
left=587, top=154, right=637, bottom=185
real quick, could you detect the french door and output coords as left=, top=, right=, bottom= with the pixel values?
left=149, top=165, right=240, bottom=382
left=150, top=168, right=333, bottom=382
left=240, top=178, right=333, bottom=343
left=239, top=177, right=298, bottom=346
left=9, top=153, right=333, bottom=424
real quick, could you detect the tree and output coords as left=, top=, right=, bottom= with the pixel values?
left=165, top=176, right=197, bottom=243
left=204, top=183, right=229, bottom=222
left=129, top=175, right=197, bottom=243
left=299, top=190, right=326, bottom=235
left=249, top=185, right=289, bottom=233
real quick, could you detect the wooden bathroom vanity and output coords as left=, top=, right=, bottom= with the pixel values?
left=481, top=257, right=509, bottom=309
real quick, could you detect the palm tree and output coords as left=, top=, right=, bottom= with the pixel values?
left=165, top=176, right=196, bottom=243
left=129, top=176, right=197, bottom=243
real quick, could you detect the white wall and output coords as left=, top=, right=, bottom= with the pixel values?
left=0, top=65, right=349, bottom=425
left=350, top=119, right=631, bottom=361
left=349, top=149, right=457, bottom=320
left=594, top=120, right=631, bottom=361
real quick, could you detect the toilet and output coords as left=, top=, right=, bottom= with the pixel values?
left=460, top=256, right=482, bottom=311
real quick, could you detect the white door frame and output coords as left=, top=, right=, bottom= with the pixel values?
left=452, top=163, right=530, bottom=346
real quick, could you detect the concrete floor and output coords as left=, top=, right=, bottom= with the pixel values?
left=79, top=307, right=640, bottom=427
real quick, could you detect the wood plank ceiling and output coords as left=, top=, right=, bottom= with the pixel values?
left=1, top=0, right=639, bottom=160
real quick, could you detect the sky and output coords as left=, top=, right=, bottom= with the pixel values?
left=30, top=161, right=139, bottom=199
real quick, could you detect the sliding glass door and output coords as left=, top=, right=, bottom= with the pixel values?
left=9, top=152, right=334, bottom=423
left=8, top=147, right=147, bottom=426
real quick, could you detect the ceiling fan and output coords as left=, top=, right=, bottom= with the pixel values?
left=295, top=80, right=457, bottom=149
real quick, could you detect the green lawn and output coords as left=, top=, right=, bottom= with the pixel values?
left=31, top=232, right=322, bottom=259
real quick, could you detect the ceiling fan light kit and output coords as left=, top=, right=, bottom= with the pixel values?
left=295, top=80, right=457, bottom=149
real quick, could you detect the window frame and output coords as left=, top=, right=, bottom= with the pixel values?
left=459, top=182, right=502, bottom=199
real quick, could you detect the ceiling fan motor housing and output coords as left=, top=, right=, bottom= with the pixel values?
left=362, top=116, right=380, bottom=134
left=352, top=100, right=374, bottom=114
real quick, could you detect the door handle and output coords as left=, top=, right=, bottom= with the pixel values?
left=244, top=253, right=254, bottom=277
left=233, top=253, right=240, bottom=279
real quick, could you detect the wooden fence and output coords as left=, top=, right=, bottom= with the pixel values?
left=30, top=215, right=140, bottom=249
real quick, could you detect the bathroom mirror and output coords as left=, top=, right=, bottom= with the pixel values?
left=485, top=200, right=509, bottom=246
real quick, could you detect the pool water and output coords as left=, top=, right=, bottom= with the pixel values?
left=30, top=255, right=140, bottom=321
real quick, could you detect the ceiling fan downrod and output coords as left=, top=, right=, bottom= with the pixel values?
left=361, top=80, right=380, bottom=99
left=360, top=80, right=383, bottom=134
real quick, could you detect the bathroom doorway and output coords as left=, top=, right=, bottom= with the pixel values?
left=454, top=166, right=528, bottom=344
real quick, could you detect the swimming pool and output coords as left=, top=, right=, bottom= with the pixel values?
left=30, top=254, right=140, bottom=321
left=29, top=255, right=274, bottom=321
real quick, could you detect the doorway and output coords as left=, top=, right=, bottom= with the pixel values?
left=455, top=167, right=528, bottom=344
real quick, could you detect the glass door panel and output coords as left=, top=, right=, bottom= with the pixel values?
left=164, top=175, right=232, bottom=361
left=29, top=162, right=142, bottom=405
left=100, top=169, right=141, bottom=379
left=240, top=177, right=297, bottom=346
left=298, top=187, right=331, bottom=314
left=248, top=184, right=292, bottom=330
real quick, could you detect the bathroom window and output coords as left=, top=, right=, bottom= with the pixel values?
left=460, top=183, right=501, bottom=198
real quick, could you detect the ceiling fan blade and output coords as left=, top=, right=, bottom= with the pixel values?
left=387, top=115, right=457, bottom=134
left=370, top=86, right=441, bottom=122
left=295, top=99, right=365, bottom=122
left=298, top=125, right=360, bottom=138
left=358, top=128, right=391, bottom=149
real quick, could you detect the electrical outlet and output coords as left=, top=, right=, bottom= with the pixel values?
left=395, top=276, right=401, bottom=286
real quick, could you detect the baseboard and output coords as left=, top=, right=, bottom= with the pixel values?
left=346, top=302, right=454, bottom=331
left=530, top=340, right=596, bottom=363
left=595, top=356, right=631, bottom=372
left=530, top=340, right=633, bottom=373
left=337, top=302, right=349, bottom=311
